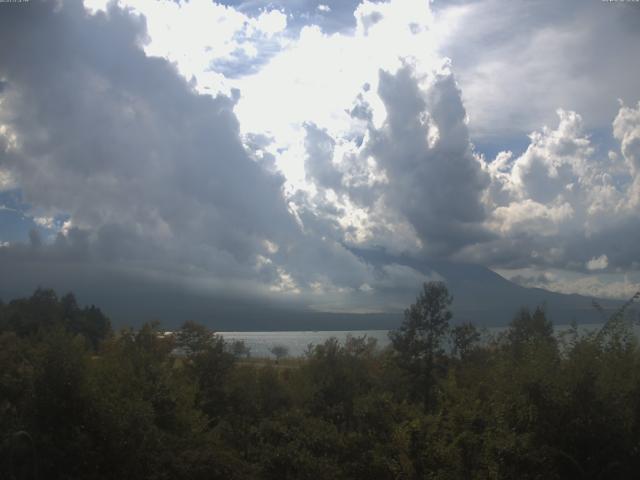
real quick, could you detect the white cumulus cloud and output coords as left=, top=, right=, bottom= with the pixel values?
left=586, top=255, right=609, bottom=271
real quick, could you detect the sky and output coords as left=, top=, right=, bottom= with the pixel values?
left=0, top=0, right=639, bottom=321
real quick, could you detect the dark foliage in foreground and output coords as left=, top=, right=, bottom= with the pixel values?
left=1, top=284, right=640, bottom=479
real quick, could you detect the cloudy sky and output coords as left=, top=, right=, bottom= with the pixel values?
left=0, top=0, right=639, bottom=321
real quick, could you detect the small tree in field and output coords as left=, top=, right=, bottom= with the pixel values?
left=390, top=281, right=453, bottom=411
left=270, top=344, right=289, bottom=363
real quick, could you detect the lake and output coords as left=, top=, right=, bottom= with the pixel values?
left=218, top=330, right=392, bottom=357
left=218, top=323, right=615, bottom=358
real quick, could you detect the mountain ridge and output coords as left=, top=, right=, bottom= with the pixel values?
left=0, top=256, right=629, bottom=330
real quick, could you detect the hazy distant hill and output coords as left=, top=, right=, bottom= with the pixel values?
left=200, top=259, right=627, bottom=330
left=0, top=255, right=628, bottom=330
left=346, top=250, right=627, bottom=329
left=426, top=260, right=622, bottom=327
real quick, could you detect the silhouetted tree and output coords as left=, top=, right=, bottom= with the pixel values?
left=390, top=281, right=453, bottom=411
left=270, top=345, right=289, bottom=363
left=451, top=322, right=480, bottom=360
left=507, top=306, right=555, bottom=358
left=176, top=321, right=236, bottom=420
left=0, top=288, right=111, bottom=349
left=228, top=340, right=251, bottom=358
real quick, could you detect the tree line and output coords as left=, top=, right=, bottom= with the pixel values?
left=1, top=283, right=640, bottom=479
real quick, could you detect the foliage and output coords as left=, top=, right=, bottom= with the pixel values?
left=2, top=286, right=640, bottom=478
left=450, top=321, right=481, bottom=360
left=0, top=288, right=111, bottom=349
left=389, top=281, right=453, bottom=411
left=269, top=345, right=289, bottom=362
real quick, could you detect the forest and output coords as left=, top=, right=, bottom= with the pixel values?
left=1, top=282, right=640, bottom=479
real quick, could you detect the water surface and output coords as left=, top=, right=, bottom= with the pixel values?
left=219, top=323, right=620, bottom=358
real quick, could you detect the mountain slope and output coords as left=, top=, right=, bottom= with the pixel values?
left=429, top=261, right=620, bottom=326
left=353, top=250, right=625, bottom=327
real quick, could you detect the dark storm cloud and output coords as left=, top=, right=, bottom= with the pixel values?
left=436, top=0, right=640, bottom=138
left=0, top=0, right=303, bottom=294
left=0, top=0, right=437, bottom=318
left=292, top=61, right=493, bottom=259
left=304, top=123, right=343, bottom=190
left=1, top=0, right=638, bottom=316
left=365, top=66, right=491, bottom=255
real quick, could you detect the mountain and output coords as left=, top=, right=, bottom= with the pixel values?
left=350, top=249, right=626, bottom=328
left=427, top=261, right=621, bottom=326
left=0, top=254, right=628, bottom=330
left=176, top=258, right=628, bottom=331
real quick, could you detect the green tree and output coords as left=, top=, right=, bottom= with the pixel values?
left=176, top=321, right=236, bottom=421
left=506, top=306, right=556, bottom=358
left=0, top=289, right=111, bottom=350
left=5, top=288, right=60, bottom=336
left=228, top=340, right=251, bottom=358
left=389, top=281, right=453, bottom=411
left=301, top=336, right=378, bottom=429
left=270, top=345, right=289, bottom=363
left=450, top=322, right=481, bottom=360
